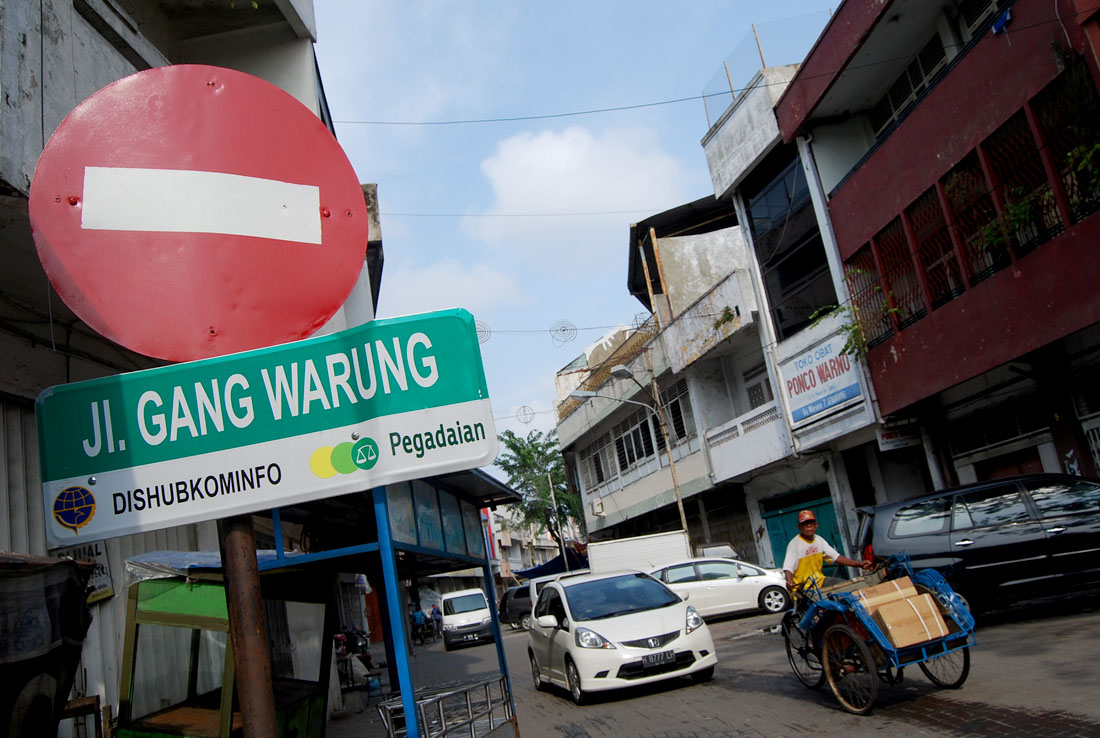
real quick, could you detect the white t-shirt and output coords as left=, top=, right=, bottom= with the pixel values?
left=782, top=534, right=841, bottom=589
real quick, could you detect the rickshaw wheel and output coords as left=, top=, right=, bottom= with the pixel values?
left=919, top=647, right=970, bottom=688
left=782, top=611, right=825, bottom=689
left=823, top=624, right=878, bottom=715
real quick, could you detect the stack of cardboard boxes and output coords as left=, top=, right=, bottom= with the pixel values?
left=854, top=577, right=951, bottom=648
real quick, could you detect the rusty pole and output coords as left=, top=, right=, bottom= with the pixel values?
left=218, top=514, right=278, bottom=738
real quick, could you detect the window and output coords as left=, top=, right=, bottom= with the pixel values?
left=535, top=588, right=565, bottom=622
left=659, top=378, right=696, bottom=444
left=952, top=487, right=1032, bottom=529
left=1025, top=480, right=1100, bottom=518
left=868, top=32, right=948, bottom=137
left=764, top=234, right=836, bottom=340
left=891, top=497, right=951, bottom=537
left=696, top=561, right=739, bottom=580
left=614, top=408, right=657, bottom=469
left=747, top=158, right=810, bottom=238
left=578, top=432, right=616, bottom=490
left=744, top=363, right=773, bottom=410
left=665, top=564, right=698, bottom=583
left=958, top=0, right=1004, bottom=39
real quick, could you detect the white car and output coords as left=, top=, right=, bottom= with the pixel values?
left=526, top=571, right=718, bottom=705
left=649, top=558, right=790, bottom=617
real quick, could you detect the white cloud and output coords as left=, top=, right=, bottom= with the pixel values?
left=376, top=258, right=527, bottom=320
left=464, top=126, right=694, bottom=266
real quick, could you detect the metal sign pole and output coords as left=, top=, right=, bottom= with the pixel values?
left=217, top=514, right=278, bottom=738
left=373, top=486, right=420, bottom=738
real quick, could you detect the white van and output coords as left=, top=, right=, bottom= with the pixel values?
left=440, top=588, right=494, bottom=651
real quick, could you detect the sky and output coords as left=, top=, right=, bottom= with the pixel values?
left=312, top=1, right=839, bottom=450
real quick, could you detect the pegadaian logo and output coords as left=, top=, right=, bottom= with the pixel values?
left=53, top=485, right=97, bottom=533
left=310, top=437, right=380, bottom=478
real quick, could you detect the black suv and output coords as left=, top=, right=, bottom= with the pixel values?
left=498, top=585, right=533, bottom=630
left=855, top=474, right=1100, bottom=612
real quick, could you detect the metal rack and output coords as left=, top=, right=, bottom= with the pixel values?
left=377, top=676, right=515, bottom=738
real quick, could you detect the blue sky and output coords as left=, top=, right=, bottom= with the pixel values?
left=313, top=1, right=838, bottom=444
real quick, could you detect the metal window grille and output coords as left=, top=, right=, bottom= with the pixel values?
left=874, top=217, right=926, bottom=329
left=1033, top=58, right=1100, bottom=224
left=845, top=246, right=893, bottom=348
left=984, top=111, right=1060, bottom=259
left=579, top=432, right=615, bottom=490
left=659, top=378, right=695, bottom=443
left=907, top=187, right=965, bottom=309
left=941, top=152, right=1004, bottom=285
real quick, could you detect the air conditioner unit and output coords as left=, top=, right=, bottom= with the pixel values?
left=591, top=498, right=604, bottom=516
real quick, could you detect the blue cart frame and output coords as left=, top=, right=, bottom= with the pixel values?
left=781, top=555, right=976, bottom=714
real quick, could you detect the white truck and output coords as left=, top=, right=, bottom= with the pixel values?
left=586, top=530, right=693, bottom=573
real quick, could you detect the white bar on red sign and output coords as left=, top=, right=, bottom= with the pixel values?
left=80, top=167, right=322, bottom=244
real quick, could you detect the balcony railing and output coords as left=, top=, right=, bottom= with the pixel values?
left=705, top=401, right=789, bottom=482
left=846, top=56, right=1100, bottom=342
left=556, top=315, right=659, bottom=421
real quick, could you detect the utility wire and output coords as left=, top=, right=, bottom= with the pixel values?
left=332, top=6, right=1099, bottom=128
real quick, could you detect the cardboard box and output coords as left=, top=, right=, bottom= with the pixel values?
left=853, top=576, right=918, bottom=615
left=872, top=593, right=949, bottom=648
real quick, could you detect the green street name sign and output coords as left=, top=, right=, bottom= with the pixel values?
left=37, top=309, right=497, bottom=548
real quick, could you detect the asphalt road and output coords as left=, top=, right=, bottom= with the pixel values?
left=328, top=592, right=1100, bottom=738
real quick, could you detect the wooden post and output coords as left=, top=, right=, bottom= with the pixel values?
left=218, top=515, right=278, bottom=738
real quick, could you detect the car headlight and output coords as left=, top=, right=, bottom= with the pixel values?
left=480, top=616, right=492, bottom=625
left=685, top=605, right=704, bottom=634
left=442, top=623, right=455, bottom=631
left=574, top=627, right=615, bottom=649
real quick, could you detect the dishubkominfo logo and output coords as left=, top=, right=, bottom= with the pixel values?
left=53, top=485, right=97, bottom=533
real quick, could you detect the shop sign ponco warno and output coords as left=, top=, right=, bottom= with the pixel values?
left=37, top=309, right=497, bottom=548
left=778, top=334, right=863, bottom=426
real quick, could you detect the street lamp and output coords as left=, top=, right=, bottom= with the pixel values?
left=571, top=367, right=691, bottom=547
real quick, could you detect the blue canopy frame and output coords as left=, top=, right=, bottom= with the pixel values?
left=128, top=469, right=520, bottom=738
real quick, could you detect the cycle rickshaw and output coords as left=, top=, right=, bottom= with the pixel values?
left=781, top=554, right=976, bottom=715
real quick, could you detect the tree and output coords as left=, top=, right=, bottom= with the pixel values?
left=495, top=428, right=585, bottom=545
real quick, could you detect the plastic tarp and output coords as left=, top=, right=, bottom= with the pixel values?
left=514, top=549, right=588, bottom=580
left=123, top=549, right=300, bottom=591
left=0, top=553, right=93, bottom=738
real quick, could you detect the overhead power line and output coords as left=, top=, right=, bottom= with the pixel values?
left=381, top=209, right=661, bottom=218
left=333, top=6, right=1099, bottom=127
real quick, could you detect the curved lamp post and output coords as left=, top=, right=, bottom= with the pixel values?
left=571, top=365, right=691, bottom=547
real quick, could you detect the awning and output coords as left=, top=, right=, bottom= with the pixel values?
left=514, top=548, right=588, bottom=580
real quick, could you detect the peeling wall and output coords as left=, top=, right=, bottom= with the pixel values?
left=657, top=226, right=750, bottom=317
left=702, top=65, right=798, bottom=200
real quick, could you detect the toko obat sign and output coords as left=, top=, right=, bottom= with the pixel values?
left=778, top=334, right=864, bottom=426
left=37, top=309, right=497, bottom=548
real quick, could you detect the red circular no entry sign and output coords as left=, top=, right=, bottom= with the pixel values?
left=29, top=65, right=369, bottom=362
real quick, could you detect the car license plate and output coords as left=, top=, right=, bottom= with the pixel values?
left=463, top=634, right=477, bottom=641
left=642, top=649, right=675, bottom=667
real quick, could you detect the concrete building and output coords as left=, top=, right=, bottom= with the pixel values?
left=558, top=0, right=1100, bottom=572
left=775, top=0, right=1100, bottom=489
left=556, top=63, right=887, bottom=566
left=490, top=509, right=560, bottom=583
left=0, top=1, right=384, bottom=733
